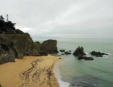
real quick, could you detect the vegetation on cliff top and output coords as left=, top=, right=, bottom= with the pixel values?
left=0, top=15, right=24, bottom=34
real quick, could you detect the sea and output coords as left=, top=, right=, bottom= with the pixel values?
left=38, top=38, right=113, bottom=87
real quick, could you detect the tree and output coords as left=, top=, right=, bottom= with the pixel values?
left=0, top=15, right=4, bottom=21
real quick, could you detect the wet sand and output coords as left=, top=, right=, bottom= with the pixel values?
left=0, top=55, right=60, bottom=87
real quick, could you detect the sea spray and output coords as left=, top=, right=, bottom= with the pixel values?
left=54, top=62, right=70, bottom=87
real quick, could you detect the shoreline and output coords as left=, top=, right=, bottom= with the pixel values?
left=54, top=59, right=70, bottom=87
left=0, top=55, right=60, bottom=87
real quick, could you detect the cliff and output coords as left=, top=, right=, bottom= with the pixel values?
left=0, top=15, right=58, bottom=64
left=40, top=40, right=58, bottom=55
left=0, top=34, right=40, bottom=64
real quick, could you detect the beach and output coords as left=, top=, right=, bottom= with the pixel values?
left=0, top=55, right=60, bottom=87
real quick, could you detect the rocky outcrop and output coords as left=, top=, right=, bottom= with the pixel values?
left=0, top=15, right=41, bottom=64
left=73, top=46, right=94, bottom=60
left=0, top=34, right=40, bottom=64
left=73, top=46, right=86, bottom=56
left=90, top=51, right=108, bottom=57
left=40, top=40, right=58, bottom=55
left=0, top=15, right=58, bottom=64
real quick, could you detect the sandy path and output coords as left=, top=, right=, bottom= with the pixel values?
left=0, top=55, right=59, bottom=87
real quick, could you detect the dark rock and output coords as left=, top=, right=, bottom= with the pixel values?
left=40, top=39, right=58, bottom=55
left=73, top=46, right=86, bottom=57
left=90, top=51, right=108, bottom=57
left=59, top=49, right=65, bottom=52
left=65, top=51, right=71, bottom=55
left=78, top=56, right=94, bottom=60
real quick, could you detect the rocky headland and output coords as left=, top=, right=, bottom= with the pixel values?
left=0, top=15, right=58, bottom=64
left=0, top=15, right=59, bottom=87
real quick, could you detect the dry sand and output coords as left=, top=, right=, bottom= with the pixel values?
left=0, top=55, right=60, bottom=87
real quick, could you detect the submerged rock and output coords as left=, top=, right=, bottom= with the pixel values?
left=90, top=51, right=108, bottom=57
left=73, top=46, right=86, bottom=57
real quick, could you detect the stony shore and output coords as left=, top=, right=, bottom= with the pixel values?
left=0, top=55, right=60, bottom=87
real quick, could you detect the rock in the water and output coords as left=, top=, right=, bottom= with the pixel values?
left=65, top=51, right=71, bottom=55
left=90, top=51, right=108, bottom=57
left=78, top=56, right=94, bottom=60
left=73, top=46, right=93, bottom=61
left=59, top=49, right=65, bottom=52
left=40, top=39, right=58, bottom=55
left=73, top=46, right=86, bottom=56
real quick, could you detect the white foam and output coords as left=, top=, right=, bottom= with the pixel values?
left=54, top=62, right=70, bottom=87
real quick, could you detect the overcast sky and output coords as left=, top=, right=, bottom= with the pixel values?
left=0, top=0, right=113, bottom=39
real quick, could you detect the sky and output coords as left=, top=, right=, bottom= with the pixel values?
left=0, top=0, right=113, bottom=39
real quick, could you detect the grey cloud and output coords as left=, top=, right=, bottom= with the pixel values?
left=0, top=0, right=113, bottom=38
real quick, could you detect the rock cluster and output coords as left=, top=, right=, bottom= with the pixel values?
left=73, top=46, right=108, bottom=61
left=59, top=49, right=71, bottom=55
left=73, top=46, right=93, bottom=60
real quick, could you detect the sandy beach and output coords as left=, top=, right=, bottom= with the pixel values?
left=0, top=55, right=60, bottom=87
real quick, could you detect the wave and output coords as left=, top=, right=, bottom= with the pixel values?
left=54, top=62, right=70, bottom=87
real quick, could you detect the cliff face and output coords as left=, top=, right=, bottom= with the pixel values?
left=0, top=34, right=58, bottom=64
left=40, top=40, right=58, bottom=55
left=0, top=16, right=58, bottom=64
left=0, top=34, right=40, bottom=64
left=0, top=36, right=15, bottom=64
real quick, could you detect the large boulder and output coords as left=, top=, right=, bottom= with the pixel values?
left=73, top=46, right=86, bottom=57
left=40, top=39, right=58, bottom=55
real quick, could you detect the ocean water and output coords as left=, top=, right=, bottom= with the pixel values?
left=55, top=38, right=113, bottom=87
